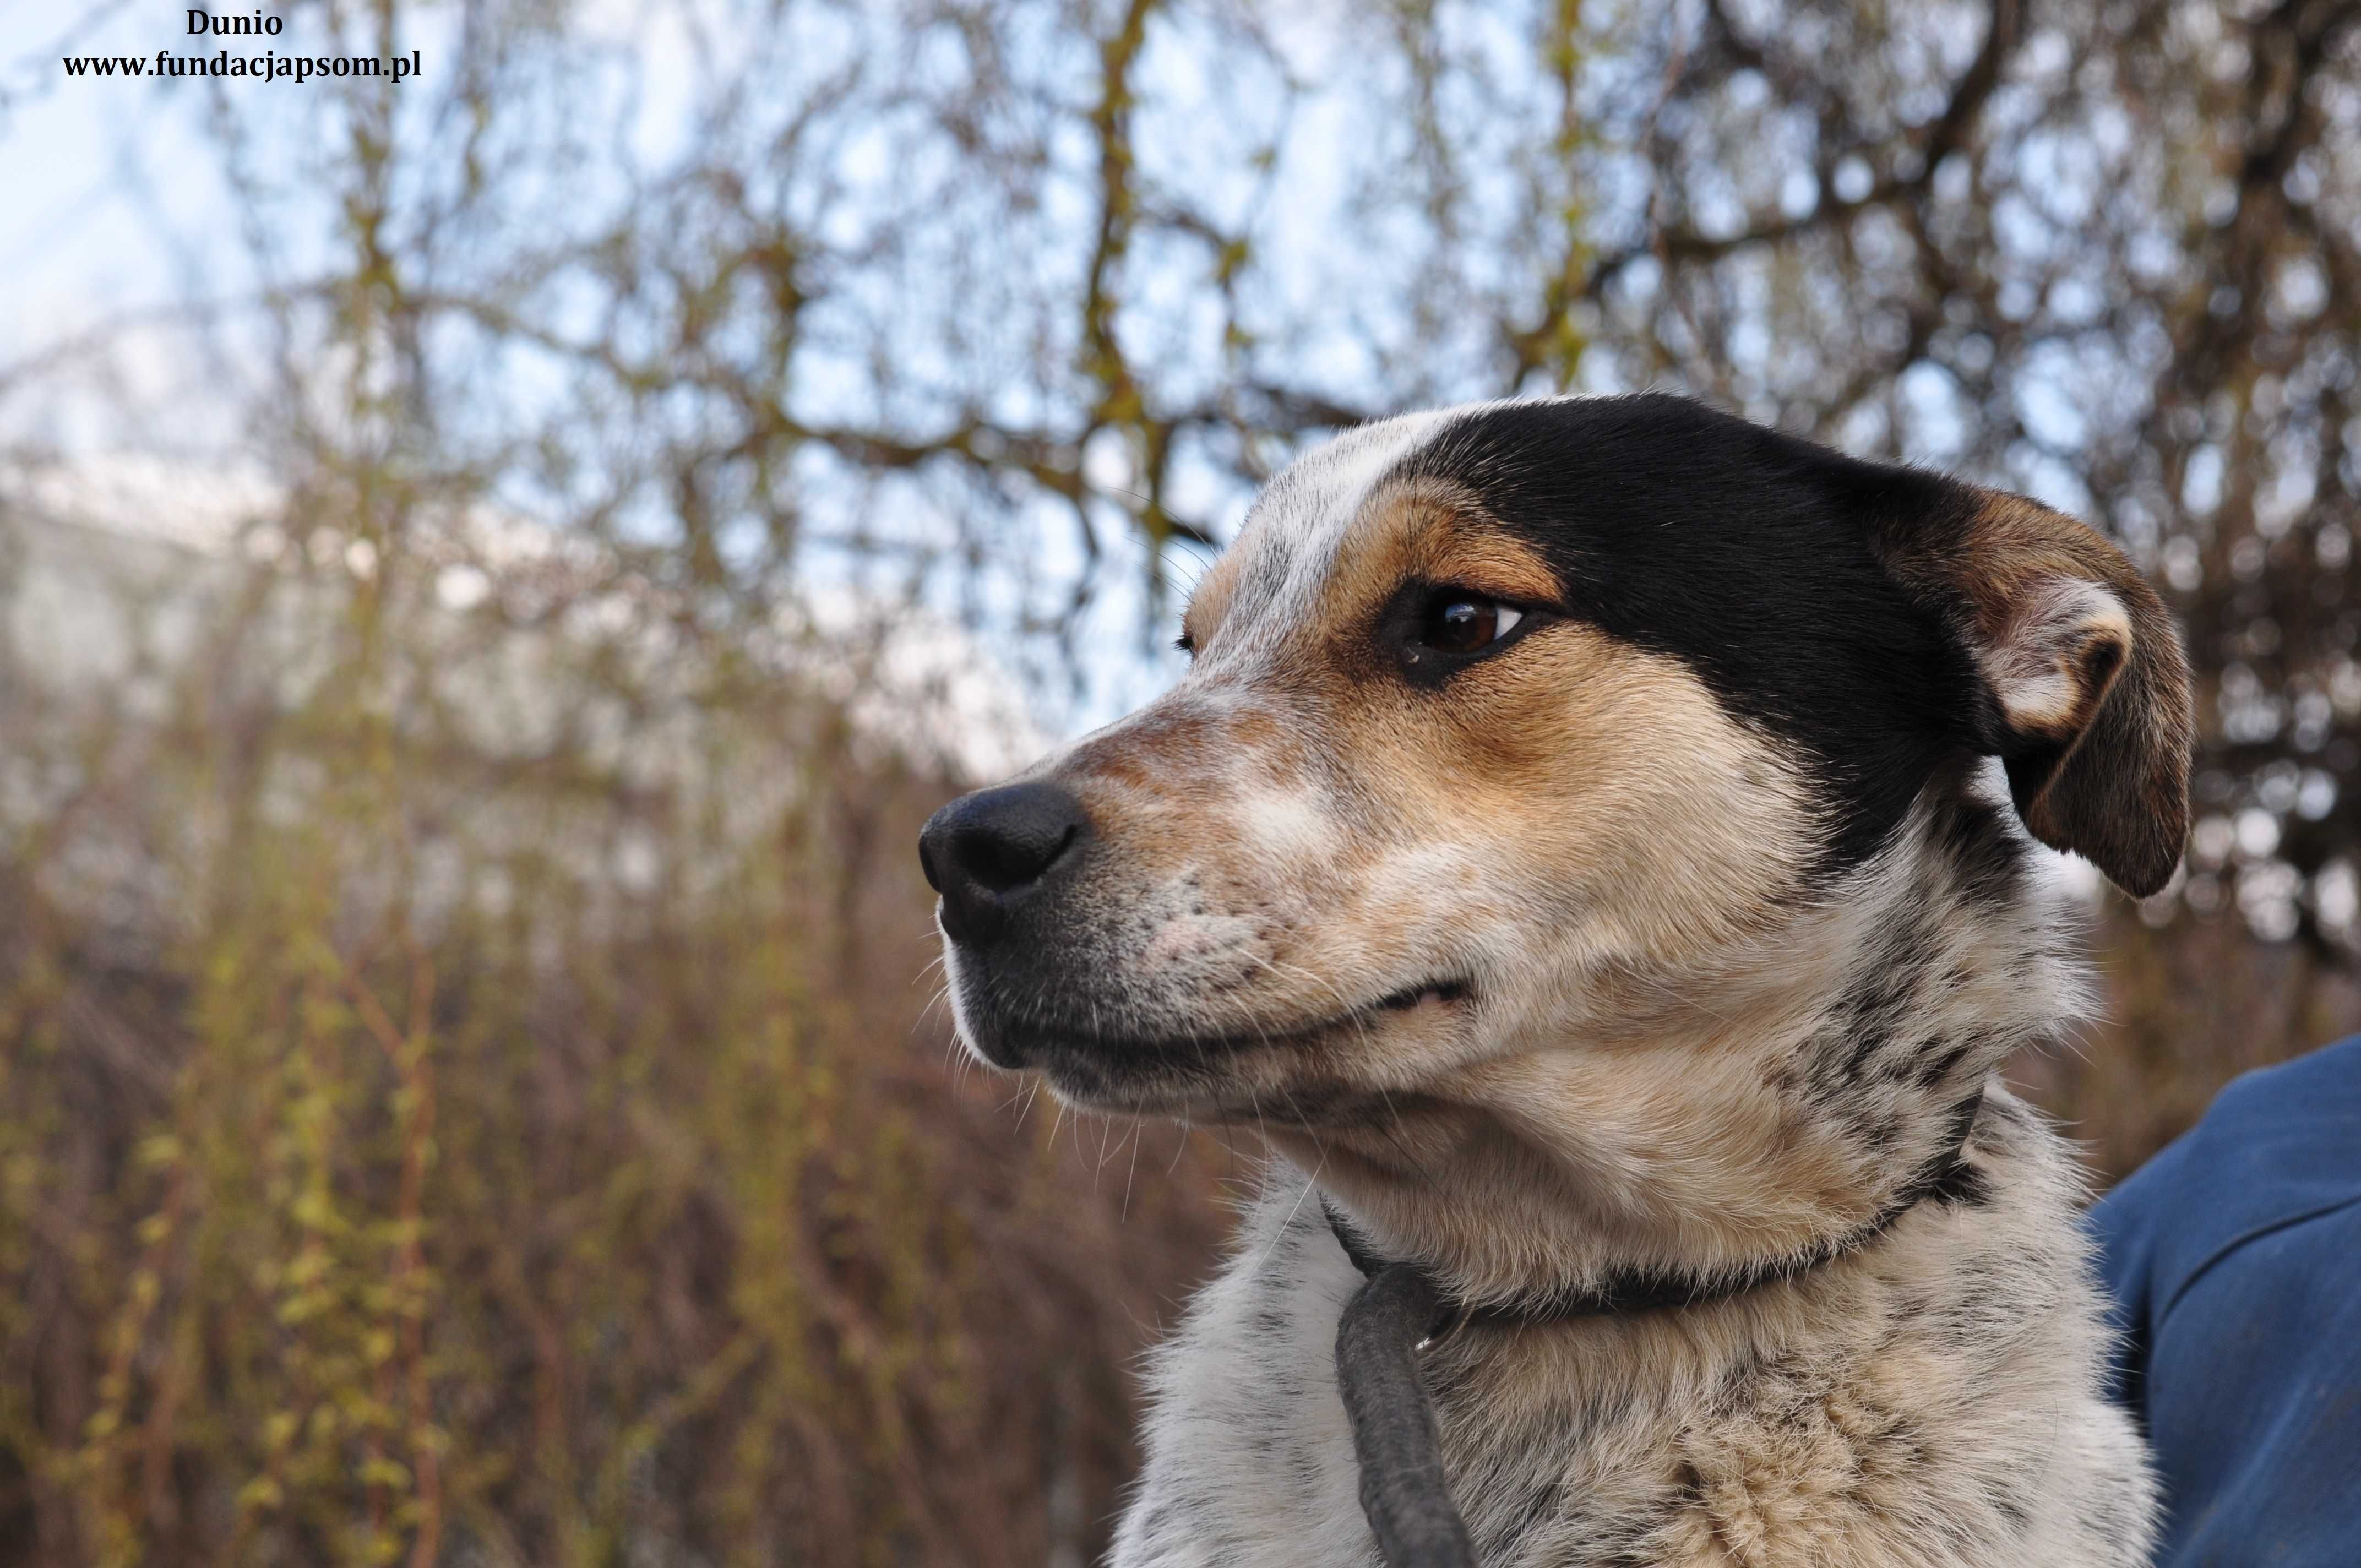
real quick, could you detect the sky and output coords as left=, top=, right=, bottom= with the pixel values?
left=0, top=1, right=1291, bottom=743
left=0, top=1, right=1122, bottom=753
left=2, top=5, right=229, bottom=445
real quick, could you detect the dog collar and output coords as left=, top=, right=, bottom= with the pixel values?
left=1326, top=1093, right=1984, bottom=1568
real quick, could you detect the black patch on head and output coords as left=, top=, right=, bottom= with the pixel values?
left=1390, top=395, right=1988, bottom=872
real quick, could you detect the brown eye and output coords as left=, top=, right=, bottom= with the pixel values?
left=1418, top=596, right=1524, bottom=655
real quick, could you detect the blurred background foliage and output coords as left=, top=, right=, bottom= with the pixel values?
left=4, top=0, right=2361, bottom=1561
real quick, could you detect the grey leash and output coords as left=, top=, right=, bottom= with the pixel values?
left=1334, top=1259, right=1478, bottom=1568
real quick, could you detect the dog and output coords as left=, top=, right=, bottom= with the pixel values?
left=920, top=394, right=2184, bottom=1566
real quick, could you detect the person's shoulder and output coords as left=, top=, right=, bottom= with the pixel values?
left=2113, top=1033, right=2361, bottom=1199
left=2095, top=1033, right=2361, bottom=1310
left=2199, top=1032, right=2361, bottom=1133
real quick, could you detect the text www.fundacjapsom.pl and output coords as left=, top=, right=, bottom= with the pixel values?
left=64, top=10, right=420, bottom=83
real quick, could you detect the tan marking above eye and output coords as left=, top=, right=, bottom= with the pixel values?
left=1403, top=543, right=1562, bottom=612
left=1290, top=479, right=1567, bottom=660
left=1389, top=487, right=1563, bottom=600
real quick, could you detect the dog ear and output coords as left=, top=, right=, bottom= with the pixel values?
left=1879, top=490, right=2194, bottom=896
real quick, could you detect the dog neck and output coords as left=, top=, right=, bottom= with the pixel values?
left=1264, top=782, right=2085, bottom=1312
left=1320, top=1098, right=1980, bottom=1324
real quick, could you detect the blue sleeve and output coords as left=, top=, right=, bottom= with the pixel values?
left=2090, top=1035, right=2361, bottom=1566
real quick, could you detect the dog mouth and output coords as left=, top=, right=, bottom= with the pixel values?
left=1375, top=979, right=1472, bottom=1011
left=959, top=974, right=1477, bottom=1099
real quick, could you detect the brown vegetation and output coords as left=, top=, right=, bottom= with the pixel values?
left=0, top=500, right=1239, bottom=1564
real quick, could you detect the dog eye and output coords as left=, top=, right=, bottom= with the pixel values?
left=1417, top=596, right=1524, bottom=655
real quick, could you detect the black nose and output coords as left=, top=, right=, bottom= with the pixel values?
left=918, top=782, right=1090, bottom=945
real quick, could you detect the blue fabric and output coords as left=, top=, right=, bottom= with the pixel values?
left=2091, top=1034, right=2361, bottom=1567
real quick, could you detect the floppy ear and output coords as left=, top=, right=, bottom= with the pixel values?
left=1878, top=490, right=2194, bottom=897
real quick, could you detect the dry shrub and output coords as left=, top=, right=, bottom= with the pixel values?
left=0, top=496, right=1231, bottom=1567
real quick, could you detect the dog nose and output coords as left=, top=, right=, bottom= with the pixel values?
left=918, top=782, right=1090, bottom=945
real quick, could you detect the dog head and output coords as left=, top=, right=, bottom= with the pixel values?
left=921, top=395, right=2191, bottom=1299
